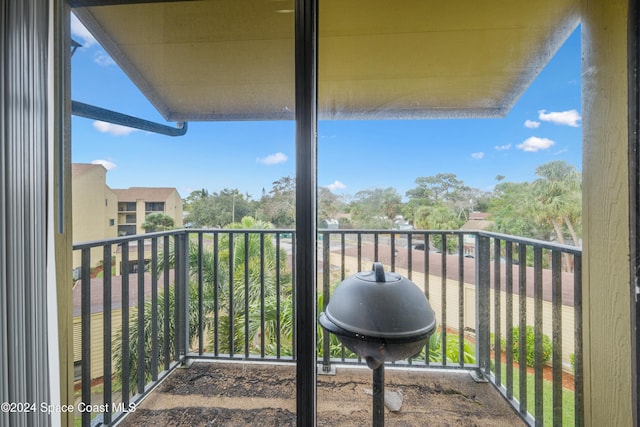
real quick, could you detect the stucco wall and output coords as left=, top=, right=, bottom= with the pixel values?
left=72, top=165, right=118, bottom=269
left=130, top=189, right=184, bottom=234
left=166, top=190, right=184, bottom=228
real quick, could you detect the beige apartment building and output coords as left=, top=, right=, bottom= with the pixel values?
left=71, top=167, right=184, bottom=376
left=71, top=163, right=184, bottom=274
left=71, top=164, right=119, bottom=272
left=111, top=187, right=184, bottom=236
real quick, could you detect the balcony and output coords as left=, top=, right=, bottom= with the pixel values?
left=73, top=229, right=581, bottom=426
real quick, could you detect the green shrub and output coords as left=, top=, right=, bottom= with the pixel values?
left=570, top=353, right=575, bottom=373
left=428, top=330, right=475, bottom=364
left=512, top=326, right=552, bottom=367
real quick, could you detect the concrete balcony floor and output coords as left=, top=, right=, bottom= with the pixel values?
left=120, top=361, right=526, bottom=426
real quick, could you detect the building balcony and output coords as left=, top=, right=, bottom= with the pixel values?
left=72, top=229, right=581, bottom=426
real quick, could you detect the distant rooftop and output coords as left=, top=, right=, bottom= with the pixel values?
left=112, top=187, right=179, bottom=202
left=468, top=212, right=490, bottom=221
left=72, top=163, right=104, bottom=176
left=461, top=212, right=492, bottom=231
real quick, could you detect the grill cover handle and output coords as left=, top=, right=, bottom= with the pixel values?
left=373, top=262, right=386, bottom=282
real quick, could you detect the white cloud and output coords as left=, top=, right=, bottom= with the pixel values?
left=524, top=120, right=540, bottom=129
left=495, top=144, right=511, bottom=151
left=517, top=136, right=556, bottom=152
left=70, top=13, right=97, bottom=48
left=538, top=109, right=581, bottom=127
left=471, top=152, right=484, bottom=159
left=256, top=152, right=288, bottom=165
left=326, top=180, right=347, bottom=191
left=94, top=51, right=115, bottom=67
left=91, top=159, right=117, bottom=170
left=93, top=120, right=137, bottom=136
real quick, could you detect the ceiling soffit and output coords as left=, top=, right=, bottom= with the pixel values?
left=73, top=0, right=580, bottom=121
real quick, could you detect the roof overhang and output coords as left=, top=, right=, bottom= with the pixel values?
left=72, top=0, right=580, bottom=121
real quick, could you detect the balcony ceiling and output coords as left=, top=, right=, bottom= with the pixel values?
left=73, top=0, right=580, bottom=121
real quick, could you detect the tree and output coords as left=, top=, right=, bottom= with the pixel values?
left=185, top=188, right=252, bottom=228
left=452, top=186, right=491, bottom=221
left=318, top=187, right=345, bottom=221
left=349, top=187, right=402, bottom=229
left=406, top=173, right=467, bottom=205
left=114, top=216, right=295, bottom=387
left=142, top=212, right=175, bottom=232
left=260, top=176, right=296, bottom=228
left=405, top=173, right=478, bottom=222
left=217, top=216, right=293, bottom=354
left=183, top=188, right=209, bottom=209
left=112, top=283, right=201, bottom=389
left=489, top=161, right=582, bottom=245
left=414, top=205, right=461, bottom=230
left=531, top=161, right=582, bottom=271
left=487, top=162, right=582, bottom=270
left=413, top=205, right=463, bottom=252
left=185, top=196, right=217, bottom=227
left=532, top=161, right=582, bottom=246
left=488, top=181, right=542, bottom=239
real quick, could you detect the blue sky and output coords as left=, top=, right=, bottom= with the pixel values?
left=71, top=16, right=581, bottom=201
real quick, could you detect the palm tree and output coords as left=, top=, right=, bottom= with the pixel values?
left=112, top=283, right=202, bottom=394
left=533, top=161, right=582, bottom=270
left=112, top=216, right=294, bottom=389
left=215, top=216, right=293, bottom=355
left=533, top=161, right=582, bottom=246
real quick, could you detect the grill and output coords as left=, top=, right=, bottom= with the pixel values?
left=319, top=262, right=436, bottom=426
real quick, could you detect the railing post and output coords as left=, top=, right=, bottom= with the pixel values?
left=80, top=248, right=92, bottom=427
left=137, top=238, right=146, bottom=394
left=320, top=231, right=335, bottom=374
left=183, top=232, right=190, bottom=358
left=474, top=234, right=491, bottom=381
left=176, top=232, right=190, bottom=362
left=103, top=244, right=113, bottom=425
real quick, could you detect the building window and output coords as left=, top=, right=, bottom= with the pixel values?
left=118, top=202, right=136, bottom=212
left=145, top=202, right=164, bottom=212
left=109, top=219, right=115, bottom=226
left=118, top=225, right=136, bottom=236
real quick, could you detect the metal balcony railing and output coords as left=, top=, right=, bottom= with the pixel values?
left=72, top=228, right=582, bottom=426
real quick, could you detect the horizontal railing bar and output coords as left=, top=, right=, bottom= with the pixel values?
left=183, top=353, right=479, bottom=369
left=477, top=231, right=582, bottom=255
left=73, top=228, right=581, bottom=255
left=72, top=229, right=187, bottom=249
left=188, top=228, right=296, bottom=234
left=319, top=229, right=465, bottom=234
